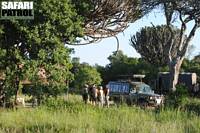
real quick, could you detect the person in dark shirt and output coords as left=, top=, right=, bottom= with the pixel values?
left=82, top=84, right=89, bottom=104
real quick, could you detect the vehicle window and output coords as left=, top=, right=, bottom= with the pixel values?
left=139, top=84, right=153, bottom=93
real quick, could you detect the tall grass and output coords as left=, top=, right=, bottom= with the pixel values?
left=0, top=94, right=200, bottom=133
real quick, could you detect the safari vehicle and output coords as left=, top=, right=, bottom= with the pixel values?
left=107, top=75, right=164, bottom=107
left=126, top=82, right=164, bottom=107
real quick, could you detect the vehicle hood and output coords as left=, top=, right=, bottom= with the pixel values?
left=139, top=92, right=162, bottom=97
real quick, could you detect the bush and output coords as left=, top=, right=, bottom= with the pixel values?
left=165, top=84, right=189, bottom=108
left=1, top=94, right=200, bottom=132
left=42, top=96, right=89, bottom=113
left=181, top=98, right=200, bottom=115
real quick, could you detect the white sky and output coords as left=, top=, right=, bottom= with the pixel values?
left=68, top=10, right=200, bottom=66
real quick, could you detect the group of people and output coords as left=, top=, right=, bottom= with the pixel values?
left=82, top=84, right=109, bottom=107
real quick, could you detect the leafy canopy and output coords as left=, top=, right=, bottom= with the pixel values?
left=0, top=0, right=84, bottom=101
left=72, top=62, right=102, bottom=90
left=130, top=25, right=182, bottom=66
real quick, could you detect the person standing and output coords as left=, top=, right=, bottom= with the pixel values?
left=91, top=84, right=97, bottom=105
left=98, top=86, right=104, bottom=107
left=82, top=84, right=89, bottom=104
left=104, top=85, right=110, bottom=107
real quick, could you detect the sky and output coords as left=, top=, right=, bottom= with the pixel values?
left=68, top=10, right=200, bottom=66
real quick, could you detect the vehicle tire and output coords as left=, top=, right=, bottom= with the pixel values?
left=126, top=98, right=132, bottom=106
left=138, top=98, right=148, bottom=109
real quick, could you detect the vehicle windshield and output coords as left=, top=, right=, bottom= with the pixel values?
left=139, top=84, right=154, bottom=93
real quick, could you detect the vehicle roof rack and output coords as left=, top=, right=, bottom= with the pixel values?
left=133, top=75, right=145, bottom=78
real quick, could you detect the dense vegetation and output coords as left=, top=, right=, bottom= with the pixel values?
left=0, top=0, right=84, bottom=105
left=0, top=0, right=142, bottom=105
left=71, top=58, right=102, bottom=90
left=0, top=95, right=200, bottom=133
left=0, top=0, right=200, bottom=132
left=0, top=0, right=199, bottom=105
left=96, top=51, right=200, bottom=87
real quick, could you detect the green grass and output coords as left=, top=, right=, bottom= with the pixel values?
left=0, top=94, right=200, bottom=133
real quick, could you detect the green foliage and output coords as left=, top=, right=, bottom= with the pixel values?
left=73, top=63, right=102, bottom=90
left=42, top=96, right=87, bottom=113
left=24, top=0, right=83, bottom=45
left=165, top=84, right=189, bottom=108
left=22, top=46, right=73, bottom=104
left=96, top=50, right=165, bottom=86
left=0, top=0, right=85, bottom=103
left=1, top=95, right=200, bottom=133
left=183, top=98, right=200, bottom=116
left=182, top=56, right=200, bottom=83
left=130, top=25, right=181, bottom=66
left=72, top=0, right=93, bottom=19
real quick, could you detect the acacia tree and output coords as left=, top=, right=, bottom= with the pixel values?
left=131, top=0, right=200, bottom=91
left=70, top=0, right=146, bottom=45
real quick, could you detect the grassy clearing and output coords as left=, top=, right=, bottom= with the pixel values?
left=0, top=94, right=200, bottom=133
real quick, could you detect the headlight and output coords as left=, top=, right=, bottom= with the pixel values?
left=149, top=96, right=153, bottom=100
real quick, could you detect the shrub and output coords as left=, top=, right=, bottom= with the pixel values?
left=165, top=84, right=189, bottom=108
left=42, top=96, right=88, bottom=113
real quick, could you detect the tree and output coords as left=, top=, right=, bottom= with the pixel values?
left=193, top=54, right=200, bottom=63
left=130, top=25, right=181, bottom=67
left=0, top=0, right=83, bottom=105
left=70, top=0, right=146, bottom=45
left=24, top=47, right=74, bottom=104
left=96, top=50, right=161, bottom=86
left=182, top=54, right=200, bottom=83
left=73, top=63, right=102, bottom=90
left=131, top=0, right=200, bottom=91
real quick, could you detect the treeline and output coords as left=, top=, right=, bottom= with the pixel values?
left=69, top=50, right=200, bottom=92
left=95, top=51, right=200, bottom=88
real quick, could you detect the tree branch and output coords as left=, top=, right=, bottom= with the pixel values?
left=70, top=0, right=143, bottom=45
left=180, top=20, right=199, bottom=57
left=177, top=10, right=187, bottom=53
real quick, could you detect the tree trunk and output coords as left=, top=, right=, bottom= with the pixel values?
left=169, top=57, right=184, bottom=92
left=14, top=78, right=20, bottom=105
